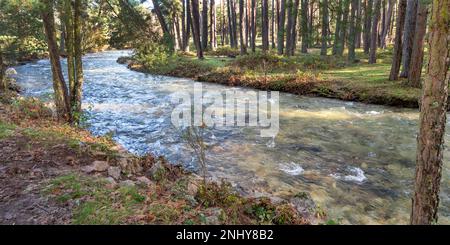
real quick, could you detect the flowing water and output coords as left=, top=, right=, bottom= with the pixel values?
left=13, top=50, right=450, bottom=224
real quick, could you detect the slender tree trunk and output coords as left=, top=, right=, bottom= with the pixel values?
left=333, top=0, right=343, bottom=55
left=308, top=0, right=313, bottom=47
left=363, top=0, right=373, bottom=54
left=202, top=0, right=208, bottom=50
left=210, top=0, right=217, bottom=50
left=153, top=0, right=171, bottom=38
left=411, top=0, right=449, bottom=225
left=380, top=0, right=394, bottom=48
left=262, top=0, right=270, bottom=51
left=301, top=0, right=309, bottom=53
left=408, top=1, right=429, bottom=87
left=355, top=0, right=362, bottom=48
left=41, top=0, right=70, bottom=121
left=184, top=0, right=192, bottom=51
left=320, top=0, right=329, bottom=56
left=369, top=0, right=381, bottom=63
left=389, top=0, right=406, bottom=80
left=221, top=0, right=226, bottom=45
left=338, top=0, right=350, bottom=56
left=285, top=0, right=294, bottom=54
left=239, top=0, right=247, bottom=54
left=272, top=0, right=276, bottom=48
left=400, top=0, right=418, bottom=77
left=251, top=0, right=257, bottom=52
left=191, top=0, right=204, bottom=58
left=72, top=0, right=84, bottom=123
left=64, top=0, right=75, bottom=100
left=277, top=0, right=287, bottom=54
left=348, top=0, right=358, bottom=61
left=0, top=52, right=6, bottom=92
left=290, top=0, right=300, bottom=54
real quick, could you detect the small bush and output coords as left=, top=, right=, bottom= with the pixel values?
left=11, top=97, right=52, bottom=119
left=232, top=52, right=285, bottom=72
left=133, top=42, right=173, bottom=71
left=207, top=46, right=240, bottom=57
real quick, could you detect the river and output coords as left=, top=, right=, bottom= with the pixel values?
left=13, top=50, right=450, bottom=224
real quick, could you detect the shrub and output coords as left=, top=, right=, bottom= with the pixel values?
left=133, top=42, right=172, bottom=71
left=207, top=46, right=240, bottom=57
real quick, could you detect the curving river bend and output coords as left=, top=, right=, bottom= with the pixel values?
left=13, top=50, right=450, bottom=224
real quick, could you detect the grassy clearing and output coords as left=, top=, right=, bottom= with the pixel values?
left=128, top=46, right=422, bottom=108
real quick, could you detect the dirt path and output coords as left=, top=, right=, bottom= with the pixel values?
left=0, top=134, right=94, bottom=224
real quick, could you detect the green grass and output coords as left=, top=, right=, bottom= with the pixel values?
left=44, top=173, right=146, bottom=224
left=0, top=120, right=16, bottom=139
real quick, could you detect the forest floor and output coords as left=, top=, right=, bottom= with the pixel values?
left=121, top=47, right=421, bottom=108
left=0, top=92, right=323, bottom=225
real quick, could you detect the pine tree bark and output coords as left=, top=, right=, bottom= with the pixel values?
left=320, top=0, right=329, bottom=56
left=272, top=0, right=276, bottom=49
left=408, top=1, right=429, bottom=87
left=0, top=52, right=6, bottom=92
left=277, top=0, right=287, bottom=54
left=333, top=0, right=343, bottom=55
left=338, top=0, right=350, bottom=56
left=369, top=0, right=381, bottom=63
left=251, top=0, right=256, bottom=52
left=363, top=0, right=373, bottom=54
left=400, top=0, right=418, bottom=77
left=191, top=0, right=204, bottom=58
left=411, top=0, right=449, bottom=225
left=301, top=0, right=309, bottom=53
left=239, top=0, right=247, bottom=54
left=355, top=0, right=362, bottom=48
left=348, top=0, right=358, bottom=61
left=285, top=0, right=294, bottom=54
left=389, top=0, right=406, bottom=80
left=202, top=0, right=208, bottom=50
left=72, top=0, right=84, bottom=123
left=380, top=0, right=394, bottom=48
left=41, top=0, right=70, bottom=121
left=262, top=0, right=270, bottom=51
left=183, top=0, right=192, bottom=51
left=210, top=0, right=217, bottom=50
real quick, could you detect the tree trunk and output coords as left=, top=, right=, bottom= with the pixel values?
left=338, top=0, right=350, bottom=56
left=272, top=0, right=276, bottom=48
left=152, top=0, right=171, bottom=37
left=221, top=0, right=226, bottom=45
left=333, top=0, right=343, bottom=55
left=301, top=0, right=308, bottom=53
left=210, top=0, right=217, bottom=50
left=355, top=0, right=362, bottom=48
left=348, top=0, right=358, bottom=61
left=363, top=0, right=373, bottom=54
left=251, top=0, right=257, bottom=52
left=411, top=0, right=449, bottom=225
left=380, top=0, right=394, bottom=48
left=399, top=0, right=418, bottom=78
left=0, top=52, right=6, bottom=92
left=183, top=0, right=192, bottom=51
left=408, top=1, right=429, bottom=87
left=72, top=0, right=84, bottom=124
left=277, top=0, right=287, bottom=54
left=389, top=0, right=406, bottom=80
left=41, top=0, right=70, bottom=121
left=191, top=0, right=204, bottom=58
left=202, top=0, right=208, bottom=50
left=239, top=0, right=247, bottom=54
left=320, top=0, right=329, bottom=56
left=285, top=0, right=294, bottom=54
left=369, top=0, right=381, bottom=63
left=262, top=0, right=270, bottom=51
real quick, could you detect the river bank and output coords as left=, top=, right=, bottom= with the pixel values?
left=119, top=48, right=421, bottom=109
left=0, top=91, right=323, bottom=225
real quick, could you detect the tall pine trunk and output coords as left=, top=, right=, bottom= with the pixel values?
left=389, top=0, right=406, bottom=80
left=369, top=0, right=381, bottom=63
left=380, top=0, right=394, bottom=48
left=277, top=0, right=287, bottom=54
left=333, top=0, right=343, bottom=55
left=239, top=0, right=247, bottom=54
left=210, top=0, right=217, bottom=50
left=399, top=0, right=418, bottom=78
left=320, top=0, right=329, bottom=56
left=363, top=0, right=373, bottom=54
left=262, top=0, right=270, bottom=51
left=41, top=0, right=70, bottom=121
left=348, top=0, right=358, bottom=61
left=191, top=0, right=204, bottom=58
left=72, top=0, right=84, bottom=123
left=408, top=1, right=429, bottom=87
left=411, top=0, right=449, bottom=225
left=202, top=0, right=208, bottom=50
left=301, top=0, right=308, bottom=53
